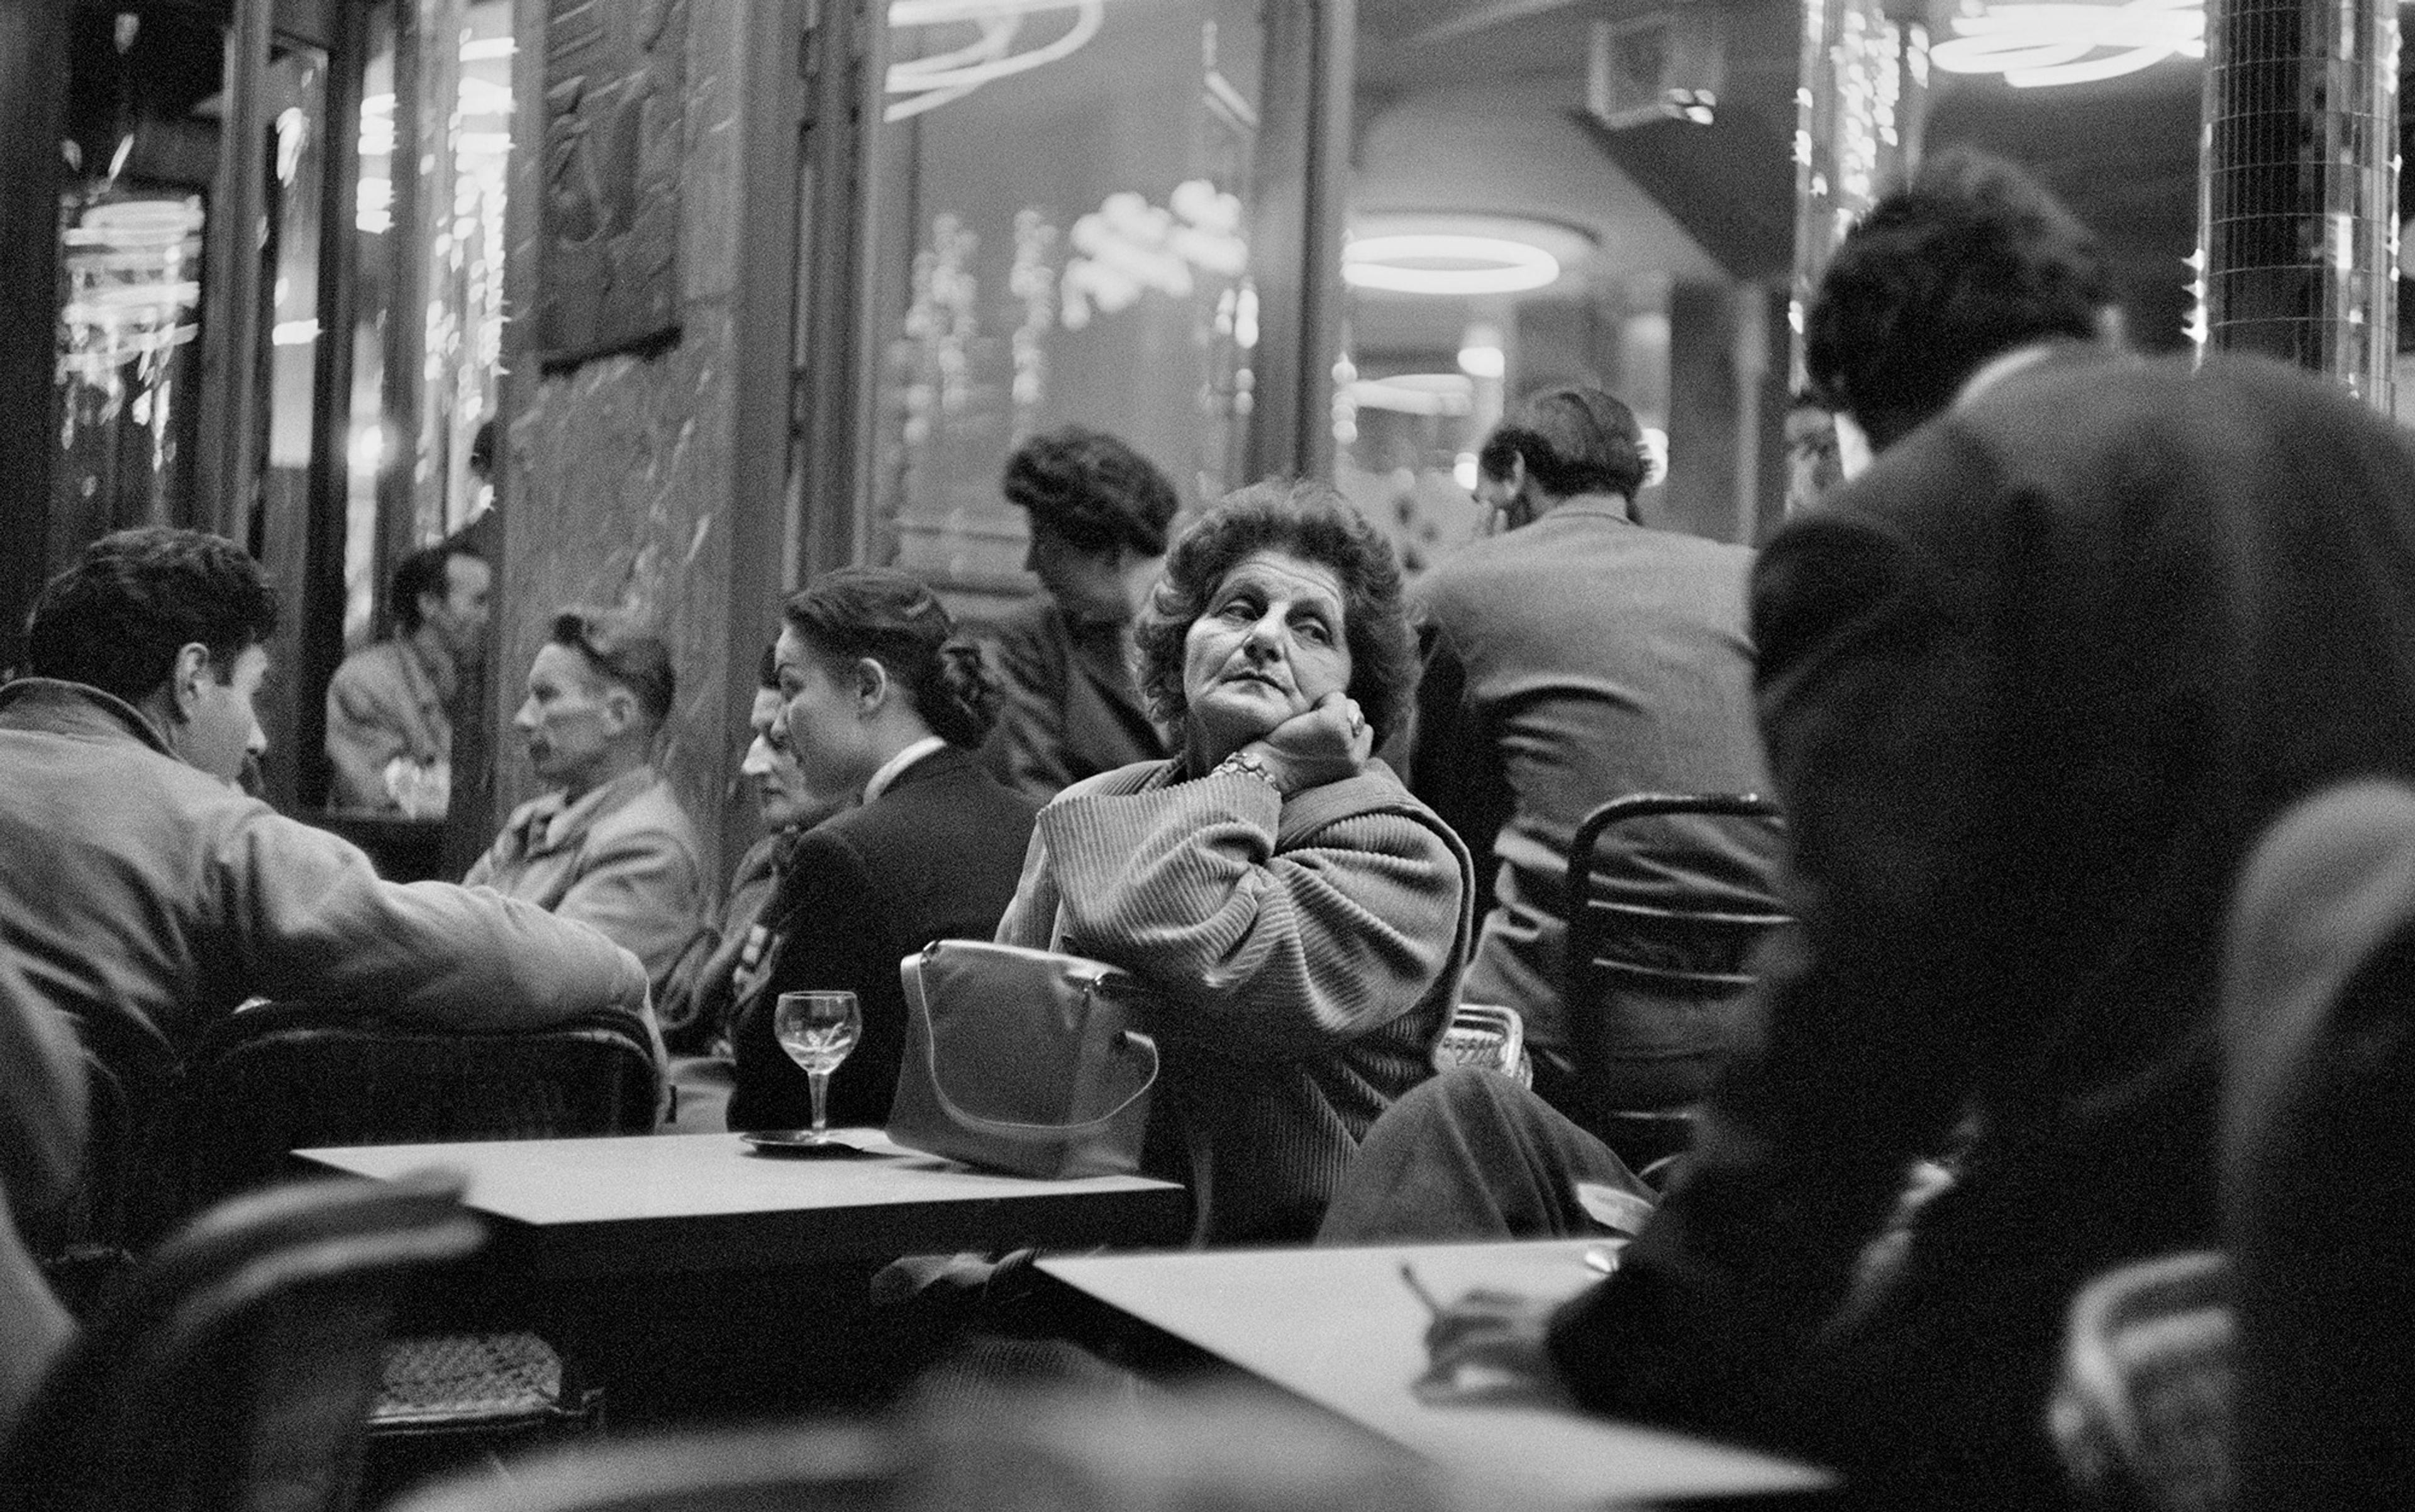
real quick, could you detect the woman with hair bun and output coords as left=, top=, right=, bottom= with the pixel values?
left=727, top=567, right=1040, bottom=1132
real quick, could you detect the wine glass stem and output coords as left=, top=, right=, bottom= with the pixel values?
left=809, top=1068, right=831, bottom=1140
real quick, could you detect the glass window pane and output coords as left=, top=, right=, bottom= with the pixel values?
left=863, top=0, right=1267, bottom=616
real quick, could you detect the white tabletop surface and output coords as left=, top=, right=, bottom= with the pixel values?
left=300, top=1131, right=1187, bottom=1275
left=1040, top=1238, right=1834, bottom=1506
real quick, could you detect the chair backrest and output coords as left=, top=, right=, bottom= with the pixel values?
left=1562, top=793, right=1789, bottom=1112
left=2219, top=778, right=2415, bottom=1512
left=152, top=1004, right=660, bottom=1237
left=1565, top=792, right=1789, bottom=996
left=0, top=1170, right=484, bottom=1512
left=1430, top=1003, right=1531, bottom=1085
left=2048, top=1249, right=2233, bottom=1512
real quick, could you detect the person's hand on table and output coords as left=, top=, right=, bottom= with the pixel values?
left=1414, top=1287, right=1575, bottom=1408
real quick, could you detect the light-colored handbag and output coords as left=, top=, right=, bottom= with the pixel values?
left=886, top=940, right=1161, bottom=1179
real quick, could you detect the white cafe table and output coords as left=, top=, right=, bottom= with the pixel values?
left=297, top=1130, right=1189, bottom=1281
left=1039, top=1238, right=1836, bottom=1507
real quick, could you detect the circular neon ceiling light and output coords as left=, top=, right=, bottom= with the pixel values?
left=1929, top=0, right=2203, bottom=87
left=1343, top=234, right=1561, bottom=296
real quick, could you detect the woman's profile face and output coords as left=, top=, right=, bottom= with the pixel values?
left=772, top=626, right=876, bottom=799
left=1180, top=548, right=1353, bottom=754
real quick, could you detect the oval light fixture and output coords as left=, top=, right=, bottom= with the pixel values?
left=1345, top=372, right=1476, bottom=416
left=1928, top=0, right=2202, bottom=87
left=1343, top=234, right=1562, bottom=296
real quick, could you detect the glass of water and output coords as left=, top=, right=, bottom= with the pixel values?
left=773, top=990, right=862, bottom=1143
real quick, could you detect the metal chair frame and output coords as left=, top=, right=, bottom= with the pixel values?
left=0, top=1171, right=483, bottom=1512
left=162, top=1003, right=660, bottom=1226
left=157, top=1004, right=662, bottom=1482
left=1562, top=792, right=1789, bottom=1173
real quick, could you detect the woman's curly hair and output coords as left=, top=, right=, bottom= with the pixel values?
left=1133, top=480, right=1418, bottom=753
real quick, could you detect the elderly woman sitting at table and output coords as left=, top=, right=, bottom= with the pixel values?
left=996, top=480, right=1474, bottom=1246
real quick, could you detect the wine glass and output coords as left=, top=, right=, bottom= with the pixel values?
left=773, top=990, right=863, bottom=1143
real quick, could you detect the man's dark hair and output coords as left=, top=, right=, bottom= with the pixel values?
left=1133, top=479, right=1418, bottom=749
left=550, top=606, right=675, bottom=731
left=1002, top=426, right=1181, bottom=557
left=24, top=528, right=278, bottom=711
left=390, top=537, right=485, bottom=634
left=1477, top=385, right=1650, bottom=501
left=1806, top=147, right=2114, bottom=452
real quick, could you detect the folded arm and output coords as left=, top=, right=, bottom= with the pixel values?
left=1025, top=772, right=1463, bottom=1060
left=225, top=809, right=655, bottom=1052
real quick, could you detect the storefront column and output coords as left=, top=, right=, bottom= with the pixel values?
left=0, top=0, right=69, bottom=670
left=2200, top=0, right=2399, bottom=408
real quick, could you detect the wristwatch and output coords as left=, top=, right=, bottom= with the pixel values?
left=1212, top=750, right=1284, bottom=792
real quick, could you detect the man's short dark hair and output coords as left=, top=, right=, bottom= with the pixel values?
left=550, top=606, right=675, bottom=731
left=390, top=538, right=485, bottom=634
left=1477, top=385, right=1650, bottom=500
left=1806, top=147, right=2114, bottom=451
left=1002, top=426, right=1181, bottom=557
left=25, top=528, right=279, bottom=711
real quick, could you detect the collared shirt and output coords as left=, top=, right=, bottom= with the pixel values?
left=1955, top=340, right=2074, bottom=411
left=504, top=765, right=659, bottom=857
left=863, top=736, right=949, bottom=806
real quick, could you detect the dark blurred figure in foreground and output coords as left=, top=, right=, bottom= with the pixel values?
left=0, top=530, right=653, bottom=1236
left=1322, top=150, right=2415, bottom=1508
left=981, top=425, right=1180, bottom=801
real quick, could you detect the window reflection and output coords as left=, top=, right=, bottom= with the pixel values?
left=866, top=0, right=1265, bottom=615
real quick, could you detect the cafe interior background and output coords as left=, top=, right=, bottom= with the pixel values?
left=0, top=0, right=2399, bottom=893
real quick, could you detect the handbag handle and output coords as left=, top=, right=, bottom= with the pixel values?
left=902, top=962, right=1161, bottom=1141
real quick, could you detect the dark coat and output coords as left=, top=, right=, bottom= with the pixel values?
left=977, top=595, right=1167, bottom=803
left=728, top=745, right=1040, bottom=1131
left=1546, top=353, right=2415, bottom=1504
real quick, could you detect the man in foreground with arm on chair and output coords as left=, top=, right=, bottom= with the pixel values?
left=0, top=529, right=658, bottom=1196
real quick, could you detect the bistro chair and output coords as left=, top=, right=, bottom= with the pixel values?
left=2049, top=1250, right=2233, bottom=1512
left=1563, top=792, right=1789, bottom=1176
left=2219, top=778, right=2415, bottom=1511
left=158, top=1003, right=663, bottom=1487
left=162, top=1001, right=660, bottom=1224
left=0, top=1169, right=482, bottom=1512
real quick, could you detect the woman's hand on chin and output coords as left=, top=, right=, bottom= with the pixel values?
left=1243, top=691, right=1372, bottom=795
